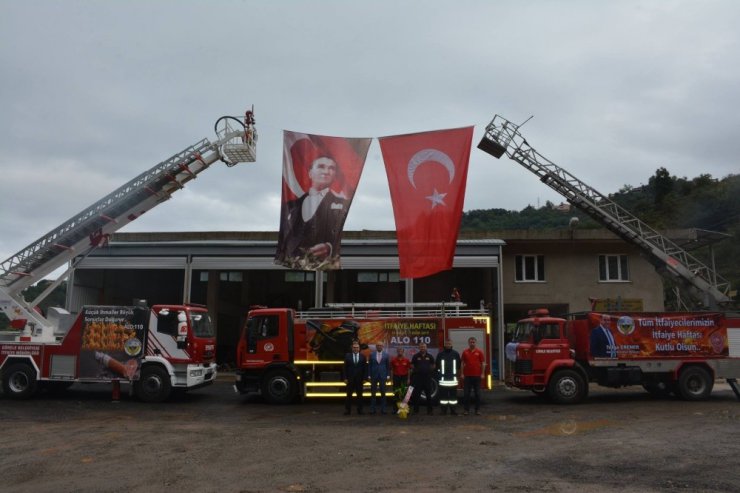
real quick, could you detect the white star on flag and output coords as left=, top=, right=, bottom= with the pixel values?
left=426, top=188, right=447, bottom=208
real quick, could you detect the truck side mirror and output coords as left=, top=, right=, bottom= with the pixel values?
left=176, top=311, right=188, bottom=349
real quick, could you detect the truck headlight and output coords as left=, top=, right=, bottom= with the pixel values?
left=190, top=369, right=203, bottom=377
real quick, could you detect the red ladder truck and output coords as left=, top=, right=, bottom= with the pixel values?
left=0, top=109, right=258, bottom=401
left=504, top=308, right=740, bottom=403
left=478, top=114, right=733, bottom=310
left=477, top=114, right=739, bottom=402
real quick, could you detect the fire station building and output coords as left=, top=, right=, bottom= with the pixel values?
left=68, top=228, right=666, bottom=377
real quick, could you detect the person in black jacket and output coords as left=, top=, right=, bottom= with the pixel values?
left=343, top=341, right=367, bottom=415
left=410, top=342, right=436, bottom=415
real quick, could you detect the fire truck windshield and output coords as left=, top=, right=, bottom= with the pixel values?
left=512, top=322, right=535, bottom=343
left=190, top=312, right=215, bottom=338
left=512, top=322, right=561, bottom=342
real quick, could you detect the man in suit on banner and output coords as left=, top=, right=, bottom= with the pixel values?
left=277, top=156, right=348, bottom=269
left=590, top=315, right=617, bottom=358
left=276, top=132, right=371, bottom=271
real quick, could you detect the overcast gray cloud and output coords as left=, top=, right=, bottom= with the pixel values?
left=2, top=0, right=739, bottom=263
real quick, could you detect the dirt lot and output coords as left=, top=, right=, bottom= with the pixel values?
left=1, top=378, right=738, bottom=493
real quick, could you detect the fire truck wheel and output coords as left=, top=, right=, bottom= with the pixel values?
left=548, top=369, right=586, bottom=404
left=261, top=369, right=297, bottom=404
left=677, top=366, right=713, bottom=401
left=134, top=365, right=172, bottom=403
left=2, top=363, right=38, bottom=399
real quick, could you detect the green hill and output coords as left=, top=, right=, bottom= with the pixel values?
left=462, top=168, right=740, bottom=303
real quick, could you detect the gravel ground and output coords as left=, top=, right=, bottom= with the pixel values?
left=1, top=378, right=738, bottom=492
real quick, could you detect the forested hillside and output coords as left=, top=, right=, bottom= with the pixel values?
left=462, top=169, right=740, bottom=302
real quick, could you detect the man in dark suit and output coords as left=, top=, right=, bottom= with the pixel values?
left=343, top=341, right=367, bottom=415
left=276, top=156, right=349, bottom=270
left=368, top=341, right=390, bottom=414
left=590, top=316, right=617, bottom=358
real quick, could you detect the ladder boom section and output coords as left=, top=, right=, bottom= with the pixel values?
left=1, top=138, right=211, bottom=293
left=479, top=115, right=731, bottom=308
left=0, top=126, right=249, bottom=295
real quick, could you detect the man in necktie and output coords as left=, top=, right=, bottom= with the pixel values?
left=368, top=341, right=390, bottom=414
left=276, top=156, right=350, bottom=269
left=343, top=341, right=367, bottom=415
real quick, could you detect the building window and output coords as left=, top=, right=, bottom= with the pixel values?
left=515, top=255, right=545, bottom=282
left=357, top=271, right=400, bottom=283
left=599, top=255, right=629, bottom=281
left=219, top=271, right=243, bottom=282
left=198, top=271, right=243, bottom=282
left=285, top=272, right=315, bottom=283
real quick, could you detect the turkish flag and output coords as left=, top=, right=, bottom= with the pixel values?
left=379, top=126, right=474, bottom=279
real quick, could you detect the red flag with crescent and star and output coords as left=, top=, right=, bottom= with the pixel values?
left=379, top=126, right=474, bottom=279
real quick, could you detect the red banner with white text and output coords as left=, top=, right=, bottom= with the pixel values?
left=379, top=126, right=474, bottom=278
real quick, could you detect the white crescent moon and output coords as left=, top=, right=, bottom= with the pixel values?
left=407, top=149, right=455, bottom=189
left=283, top=131, right=311, bottom=198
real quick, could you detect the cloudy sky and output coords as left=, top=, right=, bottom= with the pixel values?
left=2, top=0, right=739, bottom=263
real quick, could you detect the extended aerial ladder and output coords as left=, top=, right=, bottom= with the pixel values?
left=477, top=114, right=732, bottom=310
left=0, top=109, right=258, bottom=341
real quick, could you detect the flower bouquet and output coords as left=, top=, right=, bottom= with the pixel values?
left=397, top=385, right=414, bottom=419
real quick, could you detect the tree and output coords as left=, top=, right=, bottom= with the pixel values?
left=649, top=167, right=673, bottom=206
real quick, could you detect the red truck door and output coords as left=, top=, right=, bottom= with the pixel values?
left=531, top=321, right=569, bottom=374
left=241, top=311, right=290, bottom=369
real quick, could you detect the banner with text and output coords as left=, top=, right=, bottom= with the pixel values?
left=305, top=318, right=441, bottom=361
left=588, top=312, right=727, bottom=359
left=79, top=306, right=149, bottom=380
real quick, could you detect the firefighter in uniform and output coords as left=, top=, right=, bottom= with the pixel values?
left=435, top=339, right=461, bottom=415
left=410, top=342, right=436, bottom=415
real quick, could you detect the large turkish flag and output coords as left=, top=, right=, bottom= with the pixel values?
left=379, top=126, right=474, bottom=279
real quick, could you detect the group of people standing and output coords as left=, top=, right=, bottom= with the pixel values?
left=343, top=337, right=486, bottom=416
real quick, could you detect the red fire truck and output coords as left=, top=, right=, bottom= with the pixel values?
left=505, top=309, right=740, bottom=403
left=0, top=109, right=258, bottom=400
left=1, top=303, right=216, bottom=402
left=234, top=303, right=492, bottom=404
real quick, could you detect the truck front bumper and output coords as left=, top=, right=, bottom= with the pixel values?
left=508, top=373, right=546, bottom=390
left=184, top=362, right=217, bottom=389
